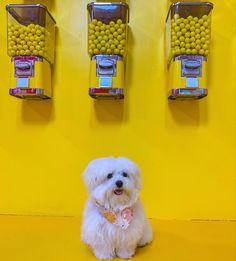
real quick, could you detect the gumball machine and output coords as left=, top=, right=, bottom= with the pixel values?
left=87, top=1, right=129, bottom=99
left=166, top=2, right=213, bottom=100
left=6, top=4, right=56, bottom=99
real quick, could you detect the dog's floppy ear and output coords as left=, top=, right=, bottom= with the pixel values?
left=117, top=157, right=142, bottom=190
left=82, top=162, right=98, bottom=193
left=82, top=156, right=115, bottom=193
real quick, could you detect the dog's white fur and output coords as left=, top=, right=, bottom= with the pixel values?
left=81, top=156, right=152, bottom=260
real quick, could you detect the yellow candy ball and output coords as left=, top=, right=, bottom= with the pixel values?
left=9, top=50, right=15, bottom=56
left=97, top=21, right=103, bottom=27
left=19, top=50, right=25, bottom=55
left=190, top=37, right=195, bottom=42
left=95, top=26, right=100, bottom=32
left=36, top=45, right=41, bottom=51
left=33, top=50, right=38, bottom=55
left=196, top=39, right=201, bottom=45
left=181, top=28, right=187, bottom=34
left=185, top=24, right=190, bottom=30
left=114, top=39, right=119, bottom=45
left=183, top=19, right=188, bottom=24
left=190, top=42, right=196, bottom=48
left=36, top=30, right=42, bottom=36
left=100, top=40, right=106, bottom=46
left=202, top=15, right=208, bottom=20
left=120, top=50, right=125, bottom=56
left=185, top=32, right=190, bottom=38
left=187, top=15, right=193, bottom=20
left=174, top=26, right=180, bottom=32
left=14, top=31, right=19, bottom=36
left=190, top=21, right=195, bottom=26
left=201, top=37, right=206, bottom=43
left=193, top=17, right=198, bottom=22
left=23, top=45, right=28, bottom=50
left=25, top=50, right=31, bottom=55
left=199, top=49, right=204, bottom=55
left=179, top=35, right=185, bottom=41
left=205, top=50, right=209, bottom=55
left=172, top=35, right=177, bottom=41
left=196, top=45, right=201, bottom=50
left=100, top=47, right=106, bottom=53
left=195, top=29, right=200, bottom=34
left=110, top=27, right=115, bottom=33
left=88, top=49, right=94, bottom=55
left=202, top=44, right=208, bottom=50
left=180, top=47, right=186, bottom=54
left=175, top=40, right=180, bottom=46
left=92, top=19, right=98, bottom=25
left=114, top=48, right=119, bottom=54
left=118, top=44, right=123, bottom=50
left=185, top=43, right=191, bottom=49
left=186, top=49, right=191, bottom=54
left=114, top=24, right=119, bottom=30
left=97, top=43, right=102, bottom=50
left=180, top=42, right=185, bottom=48
left=180, top=23, right=185, bottom=29
left=29, top=46, right=35, bottom=51
left=117, top=28, right=123, bottom=34
left=117, top=35, right=122, bottom=41
left=174, top=14, right=180, bottom=20
left=89, top=23, right=95, bottom=30
left=94, top=48, right=99, bottom=54
left=176, top=32, right=182, bottom=37
left=195, top=34, right=201, bottom=39
left=190, top=26, right=195, bottom=31
left=109, top=21, right=115, bottom=27
left=191, top=49, right=197, bottom=54
left=205, top=35, right=210, bottom=40
left=113, top=32, right=118, bottom=37
left=198, top=19, right=203, bottom=24
left=120, top=24, right=126, bottom=30
left=107, top=48, right=112, bottom=54
left=108, top=39, right=114, bottom=45
left=103, top=35, right=109, bottom=41
left=110, top=44, right=115, bottom=50
left=120, top=39, right=126, bottom=46
left=117, top=19, right=122, bottom=25
left=185, top=38, right=190, bottom=43
left=105, top=43, right=110, bottom=49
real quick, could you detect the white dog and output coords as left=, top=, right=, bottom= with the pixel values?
left=81, top=156, right=152, bottom=260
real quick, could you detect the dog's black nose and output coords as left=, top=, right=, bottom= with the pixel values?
left=116, top=180, right=123, bottom=188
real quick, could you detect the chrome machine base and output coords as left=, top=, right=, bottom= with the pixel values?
left=89, top=88, right=124, bottom=100
left=168, top=88, right=207, bottom=100
left=9, top=88, right=51, bottom=99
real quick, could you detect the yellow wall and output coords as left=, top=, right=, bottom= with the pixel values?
left=0, top=0, right=235, bottom=220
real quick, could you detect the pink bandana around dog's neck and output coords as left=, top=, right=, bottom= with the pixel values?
left=101, top=207, right=134, bottom=230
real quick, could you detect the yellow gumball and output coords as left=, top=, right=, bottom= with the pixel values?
left=198, top=19, right=203, bottom=24
left=183, top=19, right=188, bottom=24
left=88, top=49, right=93, bottom=55
left=116, top=19, right=122, bottom=25
left=107, top=48, right=112, bottom=54
left=94, top=48, right=99, bottom=54
left=185, top=38, right=190, bottom=43
left=109, top=21, right=115, bottom=27
left=190, top=37, right=195, bottom=42
left=92, top=19, right=98, bottom=25
left=202, top=15, right=208, bottom=20
left=199, top=49, right=204, bottom=55
left=25, top=50, right=31, bottom=55
left=97, top=21, right=103, bottom=27
left=186, top=49, right=191, bottom=54
left=201, top=37, right=206, bottom=43
left=193, top=17, right=198, bottom=22
left=175, top=40, right=180, bottom=46
left=205, top=50, right=209, bottom=55
left=185, top=32, right=190, bottom=38
left=120, top=49, right=125, bottom=56
left=100, top=47, right=106, bottom=53
left=191, top=49, right=197, bottom=54
left=19, top=50, right=25, bottom=55
left=120, top=24, right=126, bottom=30
left=185, top=43, right=191, bottom=49
left=176, top=32, right=182, bottom=38
left=187, top=15, right=193, bottom=20
left=185, top=24, right=190, bottom=30
left=180, top=42, right=185, bottom=48
left=118, top=44, right=123, bottom=50
left=29, top=46, right=35, bottom=51
left=190, top=21, right=195, bottom=26
left=174, top=26, right=180, bottom=32
left=33, top=50, right=38, bottom=55
left=110, top=44, right=115, bottom=50
left=114, top=48, right=119, bottom=54
left=180, top=47, right=186, bottom=54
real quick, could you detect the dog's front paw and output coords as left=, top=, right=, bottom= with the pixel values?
left=116, top=247, right=135, bottom=259
left=93, top=248, right=115, bottom=260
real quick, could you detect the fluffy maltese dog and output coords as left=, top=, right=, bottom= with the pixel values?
left=81, top=156, right=152, bottom=260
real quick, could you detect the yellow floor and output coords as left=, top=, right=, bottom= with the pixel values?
left=0, top=216, right=235, bottom=261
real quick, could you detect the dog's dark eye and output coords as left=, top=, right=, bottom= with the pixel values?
left=122, top=172, right=128, bottom=178
left=107, top=173, right=113, bottom=179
